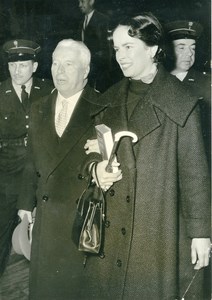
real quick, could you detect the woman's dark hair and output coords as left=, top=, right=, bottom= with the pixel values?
left=114, top=12, right=165, bottom=62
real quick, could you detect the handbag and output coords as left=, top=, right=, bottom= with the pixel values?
left=72, top=162, right=105, bottom=254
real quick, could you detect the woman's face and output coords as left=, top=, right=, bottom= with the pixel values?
left=113, top=25, right=156, bottom=80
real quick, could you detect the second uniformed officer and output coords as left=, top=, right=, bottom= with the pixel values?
left=0, top=39, right=53, bottom=276
left=165, top=20, right=211, bottom=166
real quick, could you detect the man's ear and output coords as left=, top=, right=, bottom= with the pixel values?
left=84, top=65, right=90, bottom=79
left=89, top=0, right=95, bottom=7
left=32, top=62, right=38, bottom=73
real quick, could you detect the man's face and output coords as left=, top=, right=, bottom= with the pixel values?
left=8, top=60, right=38, bottom=85
left=79, top=0, right=93, bottom=14
left=113, top=25, right=156, bottom=80
left=51, top=45, right=88, bottom=98
left=173, top=38, right=196, bottom=72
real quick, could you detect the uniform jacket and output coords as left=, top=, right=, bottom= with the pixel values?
left=0, top=77, right=53, bottom=173
left=77, top=66, right=210, bottom=300
left=17, top=85, right=102, bottom=300
left=182, top=68, right=211, bottom=165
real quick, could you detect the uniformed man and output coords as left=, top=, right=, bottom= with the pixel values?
left=165, top=20, right=211, bottom=166
left=0, top=39, right=53, bottom=276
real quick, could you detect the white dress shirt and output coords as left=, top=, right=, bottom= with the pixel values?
left=54, top=90, right=83, bottom=132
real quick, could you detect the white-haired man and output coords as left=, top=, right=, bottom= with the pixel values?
left=17, top=39, right=102, bottom=299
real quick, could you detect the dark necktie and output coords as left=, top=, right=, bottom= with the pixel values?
left=21, top=85, right=29, bottom=110
left=82, top=15, right=88, bottom=42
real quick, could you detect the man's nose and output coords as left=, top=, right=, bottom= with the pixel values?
left=15, top=65, right=20, bottom=74
left=185, top=47, right=193, bottom=56
left=57, top=64, right=65, bottom=74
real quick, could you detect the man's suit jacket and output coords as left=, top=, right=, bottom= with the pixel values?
left=78, top=10, right=110, bottom=67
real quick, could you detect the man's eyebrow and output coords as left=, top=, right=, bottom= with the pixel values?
left=176, top=42, right=196, bottom=46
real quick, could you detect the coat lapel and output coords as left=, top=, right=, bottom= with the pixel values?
left=40, top=86, right=100, bottom=174
left=105, top=78, right=161, bottom=141
left=39, top=91, right=58, bottom=160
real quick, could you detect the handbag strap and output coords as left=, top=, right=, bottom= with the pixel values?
left=93, top=162, right=106, bottom=220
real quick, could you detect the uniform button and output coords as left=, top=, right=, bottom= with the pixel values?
left=109, top=189, right=115, bottom=197
left=121, top=228, right=126, bottom=235
left=116, top=259, right=122, bottom=267
left=36, top=171, right=41, bottom=177
left=126, top=195, right=130, bottom=203
left=78, top=174, right=84, bottom=180
left=105, top=220, right=110, bottom=228
left=26, top=125, right=29, bottom=128
left=4, top=116, right=8, bottom=120
left=42, top=195, right=49, bottom=202
left=25, top=115, right=29, bottom=119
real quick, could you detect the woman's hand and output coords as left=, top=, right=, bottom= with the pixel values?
left=94, top=160, right=122, bottom=191
left=84, top=139, right=100, bottom=154
left=191, top=238, right=211, bottom=269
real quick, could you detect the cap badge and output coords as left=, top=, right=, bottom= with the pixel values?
left=188, top=22, right=193, bottom=30
left=14, top=40, right=18, bottom=48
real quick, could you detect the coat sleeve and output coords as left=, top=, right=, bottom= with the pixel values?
left=17, top=107, right=38, bottom=211
left=178, top=102, right=211, bottom=238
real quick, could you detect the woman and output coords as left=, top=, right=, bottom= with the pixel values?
left=83, top=13, right=211, bottom=300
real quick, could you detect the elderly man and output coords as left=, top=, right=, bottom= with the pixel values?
left=165, top=21, right=211, bottom=165
left=0, top=39, right=53, bottom=276
left=17, top=39, right=101, bottom=299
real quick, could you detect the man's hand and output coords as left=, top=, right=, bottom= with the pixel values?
left=84, top=139, right=100, bottom=154
left=191, top=238, right=211, bottom=270
left=18, top=209, right=33, bottom=223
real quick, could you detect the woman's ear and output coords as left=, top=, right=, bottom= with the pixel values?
left=149, top=45, right=158, bottom=59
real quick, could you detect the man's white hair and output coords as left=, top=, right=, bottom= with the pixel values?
left=53, top=39, right=91, bottom=68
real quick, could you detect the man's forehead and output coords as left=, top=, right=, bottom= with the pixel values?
left=173, top=39, right=196, bottom=46
left=9, top=60, right=33, bottom=64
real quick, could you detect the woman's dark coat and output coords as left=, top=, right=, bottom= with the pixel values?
left=81, top=67, right=210, bottom=300
left=18, top=68, right=210, bottom=300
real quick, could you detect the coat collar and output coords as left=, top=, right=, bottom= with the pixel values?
left=104, top=65, right=198, bottom=127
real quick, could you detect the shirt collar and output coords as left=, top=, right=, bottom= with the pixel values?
left=12, top=78, right=33, bottom=92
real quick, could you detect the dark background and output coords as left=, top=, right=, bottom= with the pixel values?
left=0, top=0, right=210, bottom=80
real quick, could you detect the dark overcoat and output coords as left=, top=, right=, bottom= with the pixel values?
left=18, top=85, right=102, bottom=299
left=0, top=77, right=53, bottom=275
left=76, top=66, right=210, bottom=300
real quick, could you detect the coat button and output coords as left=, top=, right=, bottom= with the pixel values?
left=105, top=220, right=110, bottom=228
left=121, top=228, right=126, bottom=235
left=36, top=171, right=41, bottom=177
left=78, top=174, right=84, bottom=180
left=42, top=195, right=49, bottom=202
left=99, top=252, right=105, bottom=259
left=116, top=259, right=122, bottom=267
left=126, top=195, right=130, bottom=203
left=109, top=189, right=115, bottom=197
